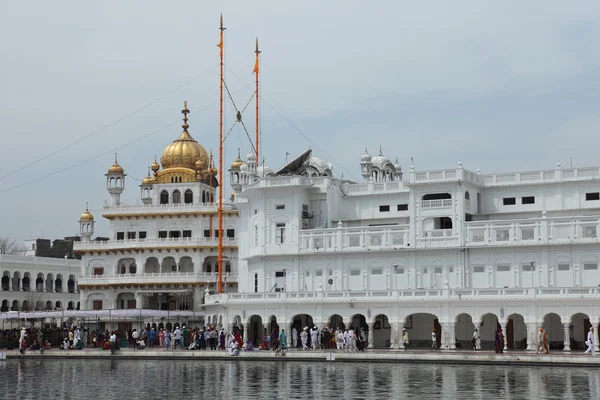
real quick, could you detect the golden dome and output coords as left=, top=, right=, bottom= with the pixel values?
left=80, top=206, right=94, bottom=221
left=210, top=166, right=218, bottom=176
left=107, top=154, right=124, bottom=174
left=160, top=101, right=209, bottom=171
left=142, top=169, right=154, bottom=185
left=231, top=149, right=244, bottom=169
left=151, top=158, right=160, bottom=173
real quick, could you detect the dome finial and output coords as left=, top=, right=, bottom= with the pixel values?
left=85, top=202, right=89, bottom=211
left=182, top=101, right=190, bottom=130
left=114, top=153, right=118, bottom=164
left=379, top=145, right=383, bottom=156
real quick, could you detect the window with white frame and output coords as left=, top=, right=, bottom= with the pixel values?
left=557, top=264, right=570, bottom=271
left=350, top=270, right=360, bottom=276
left=276, top=223, right=286, bottom=244
left=371, top=269, right=383, bottom=275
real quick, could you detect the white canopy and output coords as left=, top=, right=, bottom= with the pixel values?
left=0, top=309, right=204, bottom=320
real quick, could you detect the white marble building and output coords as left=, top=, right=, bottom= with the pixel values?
left=206, top=148, right=600, bottom=352
left=0, top=254, right=81, bottom=313
left=74, top=103, right=238, bottom=326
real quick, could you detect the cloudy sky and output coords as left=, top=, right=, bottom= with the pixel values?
left=1, top=1, right=600, bottom=243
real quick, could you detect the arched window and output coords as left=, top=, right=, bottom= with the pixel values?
left=160, top=190, right=169, bottom=204
left=172, top=190, right=181, bottom=204
left=184, top=189, right=193, bottom=204
left=226, top=262, right=231, bottom=273
left=202, top=191, right=206, bottom=203
left=465, top=191, right=470, bottom=200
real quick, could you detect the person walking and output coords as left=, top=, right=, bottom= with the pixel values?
left=472, top=328, right=481, bottom=350
left=109, top=331, right=117, bottom=355
left=536, top=328, right=544, bottom=354
left=431, top=329, right=438, bottom=351
left=132, top=329, right=139, bottom=350
left=301, top=327, right=308, bottom=350
left=163, top=329, right=171, bottom=351
left=402, top=328, right=409, bottom=350
left=585, top=327, right=596, bottom=356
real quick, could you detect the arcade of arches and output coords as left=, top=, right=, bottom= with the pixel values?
left=216, top=311, right=600, bottom=351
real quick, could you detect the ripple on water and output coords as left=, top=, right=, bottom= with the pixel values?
left=0, top=359, right=598, bottom=400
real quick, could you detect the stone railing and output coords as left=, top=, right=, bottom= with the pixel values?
left=482, top=167, right=600, bottom=186
left=421, top=199, right=453, bottom=209
left=75, top=237, right=237, bottom=251
left=102, top=202, right=237, bottom=215
left=204, top=287, right=600, bottom=305
left=465, top=216, right=600, bottom=246
left=79, top=272, right=237, bottom=285
left=300, top=225, right=410, bottom=253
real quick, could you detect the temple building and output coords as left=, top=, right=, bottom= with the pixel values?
left=207, top=149, right=600, bottom=352
left=74, top=102, right=238, bottom=328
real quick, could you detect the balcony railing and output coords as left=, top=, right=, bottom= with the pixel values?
left=75, top=237, right=237, bottom=251
left=420, top=199, right=453, bottom=209
left=79, top=272, right=238, bottom=285
left=300, top=226, right=410, bottom=253
left=465, top=216, right=599, bottom=246
left=205, top=286, right=600, bottom=305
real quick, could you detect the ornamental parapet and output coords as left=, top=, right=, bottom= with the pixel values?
left=75, top=237, right=237, bottom=252
left=78, top=271, right=237, bottom=286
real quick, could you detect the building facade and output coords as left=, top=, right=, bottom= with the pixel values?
left=0, top=254, right=81, bottom=313
left=74, top=103, right=238, bottom=319
left=206, top=149, right=600, bottom=352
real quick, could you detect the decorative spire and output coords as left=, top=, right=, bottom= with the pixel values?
left=85, top=202, right=89, bottom=211
left=210, top=149, right=213, bottom=167
left=114, top=153, right=118, bottom=164
left=379, top=146, right=383, bottom=156
left=237, top=148, right=241, bottom=159
left=255, top=38, right=261, bottom=55
left=182, top=101, right=190, bottom=131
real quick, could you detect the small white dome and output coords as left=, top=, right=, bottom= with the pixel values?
left=371, top=155, right=391, bottom=168
left=394, top=158, right=402, bottom=171
left=361, top=148, right=371, bottom=162
left=246, top=152, right=256, bottom=162
left=257, top=165, right=275, bottom=176
left=240, top=163, right=248, bottom=172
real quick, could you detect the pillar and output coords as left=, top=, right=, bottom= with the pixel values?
left=394, top=322, right=403, bottom=349
left=526, top=322, right=538, bottom=351
left=389, top=322, right=397, bottom=349
left=500, top=321, right=508, bottom=351
left=449, top=322, right=456, bottom=350
left=440, top=322, right=451, bottom=350
left=368, top=321, right=375, bottom=348
left=562, top=322, right=571, bottom=351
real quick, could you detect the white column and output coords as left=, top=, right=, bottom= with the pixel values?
left=594, top=320, right=600, bottom=353
left=389, top=322, right=397, bottom=349
left=563, top=322, right=571, bottom=351
left=368, top=321, right=375, bottom=348
left=450, top=322, right=456, bottom=350
left=526, top=322, right=537, bottom=351
left=395, top=322, right=403, bottom=349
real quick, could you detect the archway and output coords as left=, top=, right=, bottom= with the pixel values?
left=232, top=315, right=244, bottom=337
left=161, top=257, right=177, bottom=273
left=248, top=315, right=264, bottom=346
left=373, top=314, right=391, bottom=348
left=55, top=301, right=62, bottom=310
left=478, top=313, right=499, bottom=349
left=268, top=315, right=279, bottom=339
left=11, top=300, right=19, bottom=311
left=455, top=313, right=474, bottom=349
left=506, top=314, right=527, bottom=350
left=45, top=273, right=53, bottom=292
left=291, top=314, right=314, bottom=347
left=12, top=271, right=20, bottom=291
left=55, top=274, right=63, bottom=292
left=68, top=275, right=76, bottom=293
left=1, top=300, right=8, bottom=312
left=329, top=314, right=345, bottom=331
left=36, top=273, right=44, bottom=292
left=22, top=272, right=30, bottom=291
left=184, top=189, right=193, bottom=204
left=22, top=300, right=30, bottom=311
left=542, top=313, right=564, bottom=350
left=145, top=257, right=159, bottom=274
left=160, top=190, right=169, bottom=204
left=1, top=271, right=9, bottom=290
left=67, top=301, right=75, bottom=310
left=179, top=256, right=194, bottom=273
left=570, top=313, right=589, bottom=350
left=405, top=313, right=441, bottom=348
left=351, top=314, right=368, bottom=331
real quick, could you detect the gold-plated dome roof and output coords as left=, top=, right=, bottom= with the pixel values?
left=107, top=154, right=124, bottom=174
left=231, top=148, right=244, bottom=169
left=80, top=206, right=94, bottom=221
left=142, top=168, right=154, bottom=185
left=160, top=101, right=209, bottom=171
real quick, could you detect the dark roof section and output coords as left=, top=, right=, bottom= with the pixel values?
left=275, top=149, right=312, bottom=176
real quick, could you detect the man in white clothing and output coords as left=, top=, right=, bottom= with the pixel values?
left=310, top=326, right=318, bottom=350
left=585, top=327, right=596, bottom=356
left=291, top=327, right=298, bottom=348
left=336, top=329, right=344, bottom=350
left=343, top=328, right=351, bottom=351
left=300, top=327, right=308, bottom=350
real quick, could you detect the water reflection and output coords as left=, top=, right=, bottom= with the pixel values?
left=0, top=360, right=598, bottom=399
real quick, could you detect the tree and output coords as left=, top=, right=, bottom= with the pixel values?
left=0, top=237, right=26, bottom=255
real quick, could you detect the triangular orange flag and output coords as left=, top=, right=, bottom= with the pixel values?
left=253, top=57, right=259, bottom=74
left=217, top=36, right=223, bottom=52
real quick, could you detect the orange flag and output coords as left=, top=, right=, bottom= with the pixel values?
left=253, top=57, right=259, bottom=74
left=217, top=35, right=223, bottom=54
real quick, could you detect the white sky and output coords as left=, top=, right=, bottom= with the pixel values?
left=1, top=1, right=600, bottom=242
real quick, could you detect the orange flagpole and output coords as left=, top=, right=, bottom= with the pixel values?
left=217, top=15, right=225, bottom=294
left=254, top=38, right=260, bottom=163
